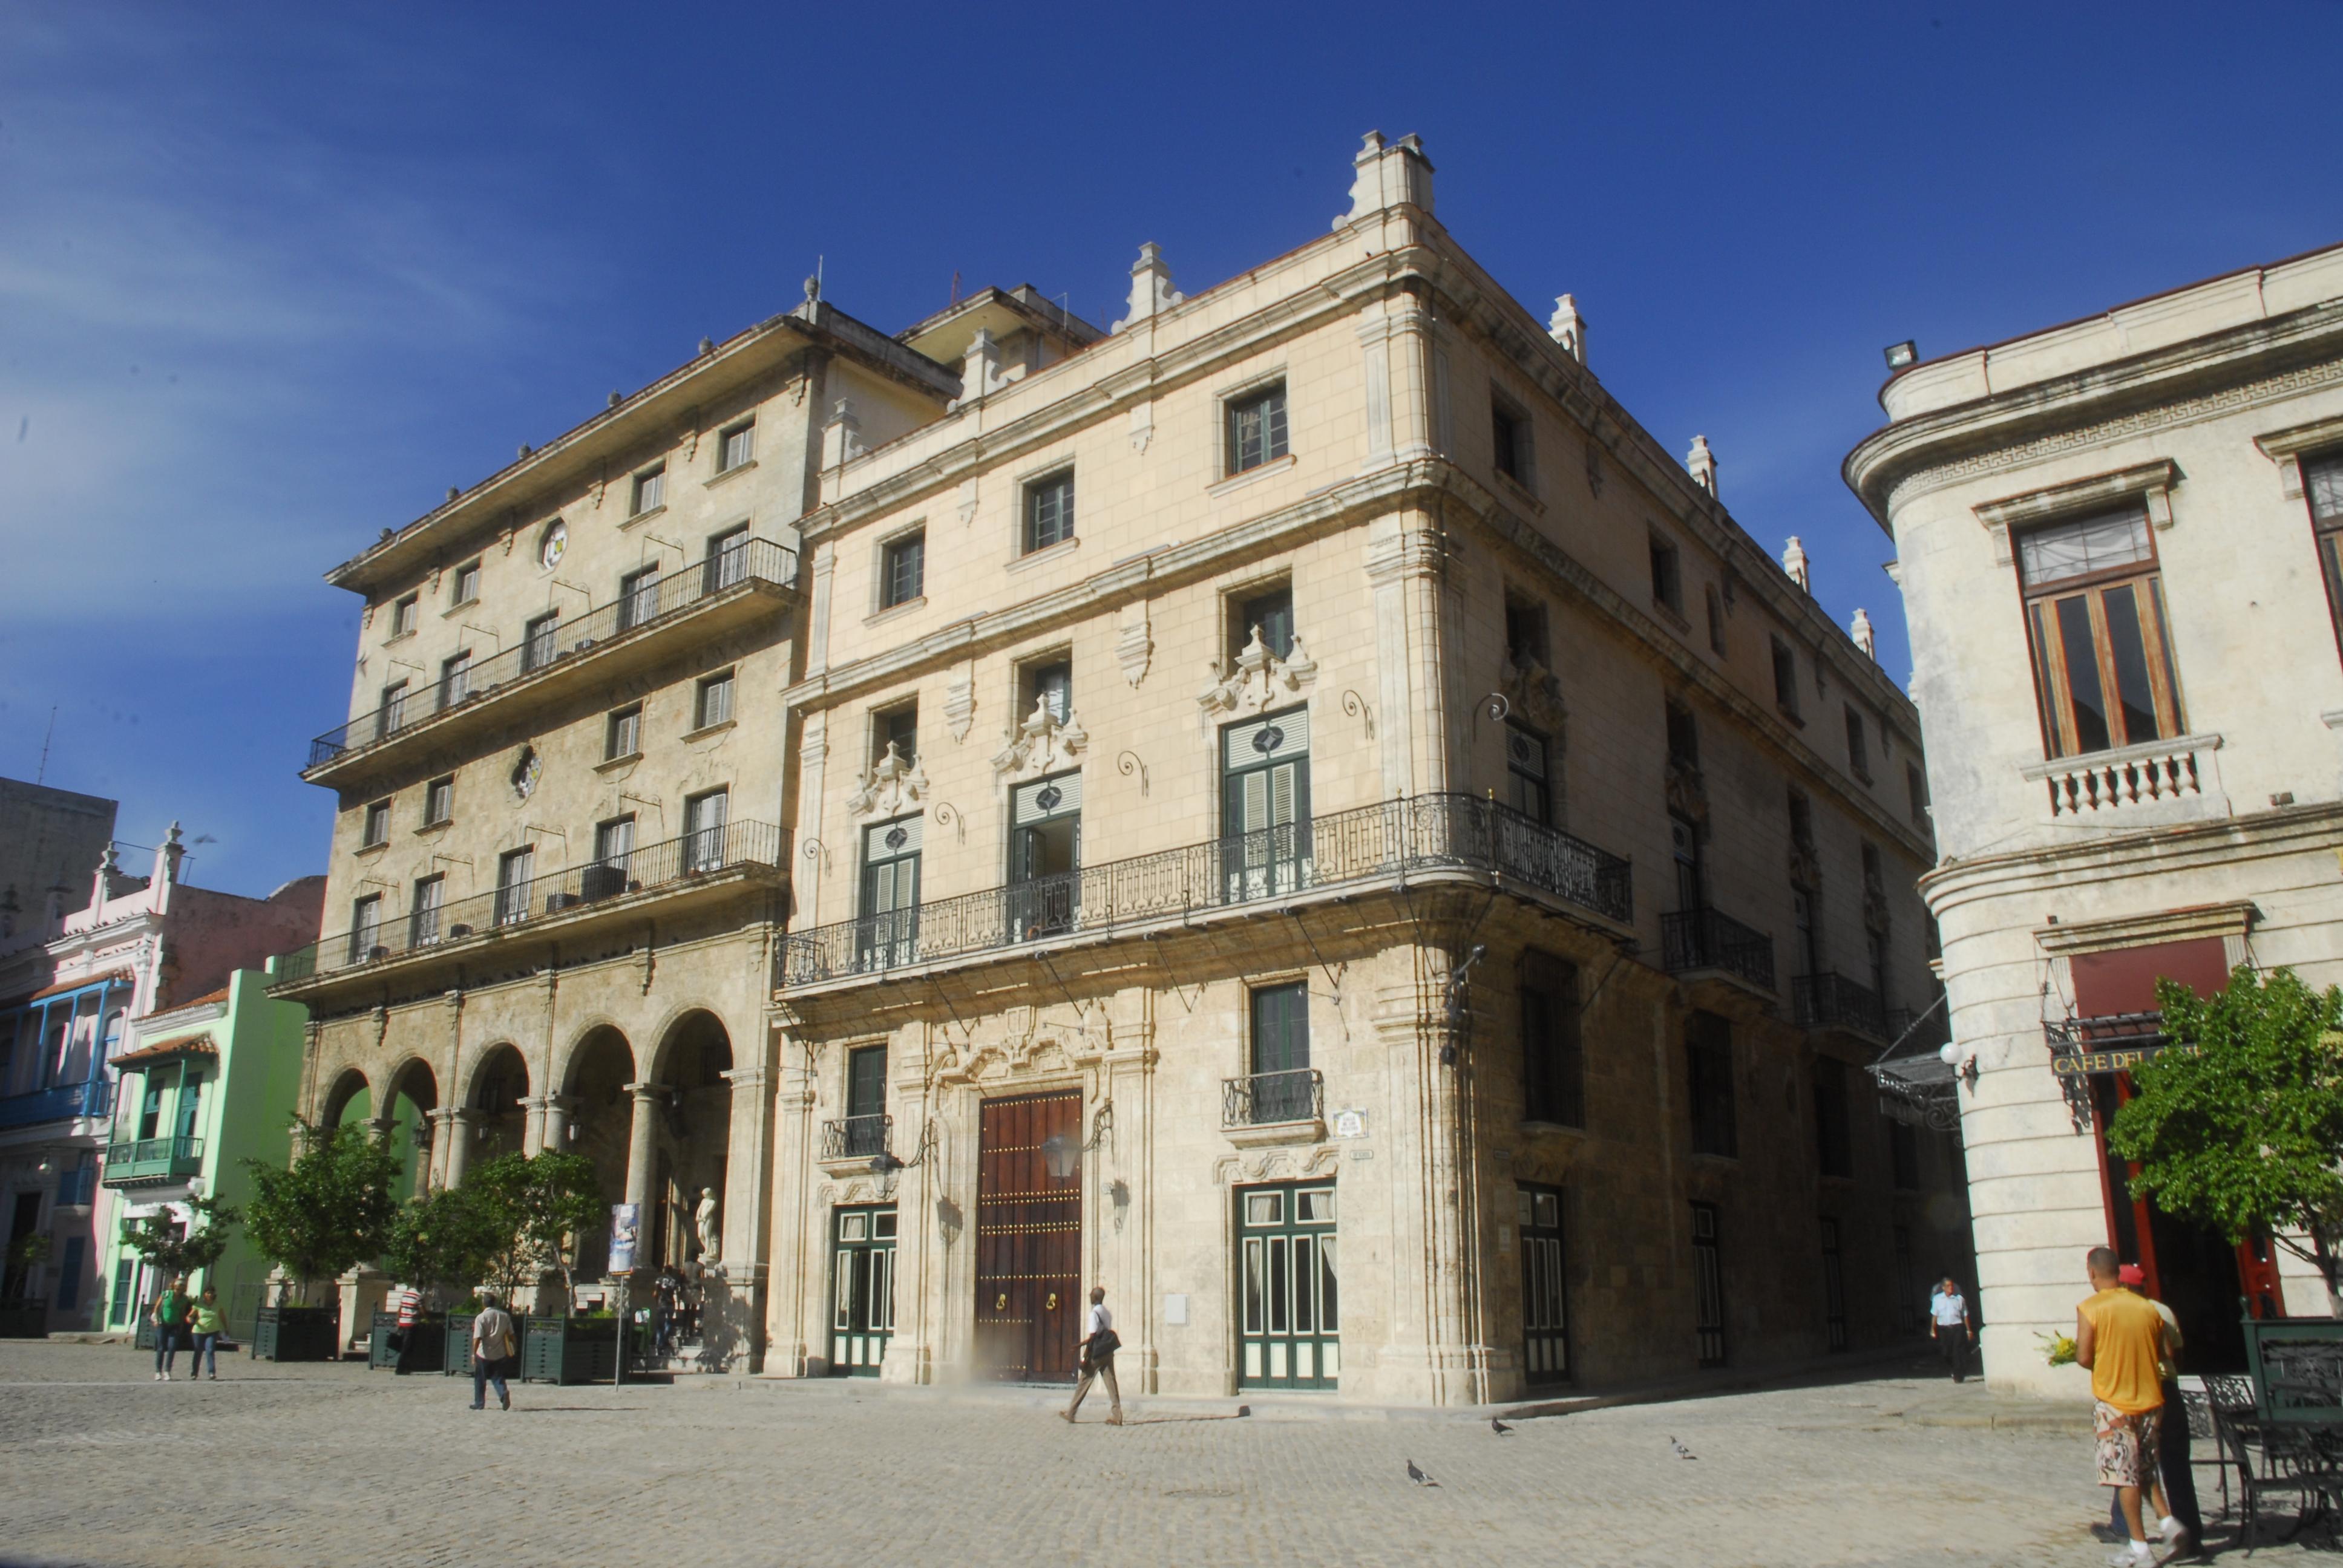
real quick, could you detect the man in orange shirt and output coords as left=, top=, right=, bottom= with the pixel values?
left=2075, top=1247, right=2187, bottom=1566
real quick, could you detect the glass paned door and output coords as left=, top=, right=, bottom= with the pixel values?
left=1519, top=1185, right=1568, bottom=1385
left=1237, top=1183, right=1339, bottom=1390
left=829, top=1204, right=897, bottom=1376
left=685, top=789, right=729, bottom=872
left=494, top=848, right=534, bottom=927
left=858, top=816, right=922, bottom=972
left=1006, top=772, right=1080, bottom=940
left=1221, top=709, right=1311, bottom=905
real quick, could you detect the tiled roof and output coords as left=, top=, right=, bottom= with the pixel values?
left=110, top=1035, right=218, bottom=1069
left=28, top=969, right=134, bottom=1002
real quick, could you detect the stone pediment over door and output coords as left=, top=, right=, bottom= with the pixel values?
left=992, top=700, right=1087, bottom=780
left=847, top=743, right=928, bottom=821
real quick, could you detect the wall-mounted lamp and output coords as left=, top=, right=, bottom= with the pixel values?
left=1883, top=341, right=1918, bottom=371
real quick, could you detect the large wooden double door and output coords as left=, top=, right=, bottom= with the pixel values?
left=975, top=1091, right=1082, bottom=1383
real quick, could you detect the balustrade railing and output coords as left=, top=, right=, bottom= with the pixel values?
left=307, top=537, right=796, bottom=769
left=779, top=792, right=1632, bottom=987
left=1659, top=907, right=1777, bottom=992
left=273, top=820, right=784, bottom=985
left=822, top=1115, right=892, bottom=1161
left=0, top=1077, right=112, bottom=1130
left=102, top=1135, right=205, bottom=1183
left=1222, top=1068, right=1324, bottom=1128
left=1792, top=972, right=1888, bottom=1039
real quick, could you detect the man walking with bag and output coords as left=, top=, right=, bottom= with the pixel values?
left=469, top=1289, right=516, bottom=1411
left=1060, top=1284, right=1121, bottom=1426
left=2076, top=1247, right=2187, bottom=1566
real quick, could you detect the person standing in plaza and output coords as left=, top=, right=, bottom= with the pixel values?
left=1927, top=1275, right=1973, bottom=1382
left=1060, top=1285, right=1122, bottom=1426
left=469, top=1290, right=515, bottom=1411
left=388, top=1281, right=422, bottom=1374
left=2075, top=1247, right=2187, bottom=1566
left=149, top=1274, right=189, bottom=1382
left=188, top=1286, right=226, bottom=1380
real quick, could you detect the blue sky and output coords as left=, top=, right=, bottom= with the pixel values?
left=2, top=0, right=2336, bottom=899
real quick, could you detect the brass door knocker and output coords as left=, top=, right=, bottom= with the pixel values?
left=995, top=1292, right=1008, bottom=1311
left=1046, top=1292, right=1059, bottom=1312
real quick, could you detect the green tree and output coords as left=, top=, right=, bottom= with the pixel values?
left=2107, top=965, right=2343, bottom=1313
left=241, top=1120, right=402, bottom=1304
left=465, top=1151, right=606, bottom=1316
left=382, top=1185, right=500, bottom=1309
left=121, top=1195, right=241, bottom=1294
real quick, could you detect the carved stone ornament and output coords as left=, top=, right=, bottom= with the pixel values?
left=1117, top=604, right=1153, bottom=688
left=991, top=699, right=1088, bottom=780
left=1664, top=757, right=1708, bottom=826
left=1197, top=627, right=1319, bottom=719
left=944, top=671, right=975, bottom=743
left=1497, top=648, right=1566, bottom=733
left=846, top=742, right=928, bottom=820
left=1862, top=881, right=1891, bottom=935
left=1789, top=838, right=1820, bottom=890
left=511, top=746, right=542, bottom=801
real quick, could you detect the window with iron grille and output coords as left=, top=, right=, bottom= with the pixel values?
left=1227, top=384, right=1289, bottom=475
left=618, top=566, right=659, bottom=630
left=696, top=670, right=735, bottom=730
left=606, top=706, right=641, bottom=762
left=1771, top=638, right=1801, bottom=718
left=1814, top=1056, right=1853, bottom=1178
left=411, top=874, right=445, bottom=947
left=706, top=525, right=750, bottom=591
left=1248, top=982, right=1311, bottom=1122
left=361, top=800, right=390, bottom=849
left=2016, top=503, right=2184, bottom=759
left=1024, top=469, right=1075, bottom=554
left=1520, top=953, right=1582, bottom=1127
left=881, top=530, right=925, bottom=609
left=1491, top=397, right=1530, bottom=486
left=349, top=895, right=383, bottom=962
left=847, top=1045, right=886, bottom=1120
left=495, top=847, right=534, bottom=926
left=719, top=422, right=755, bottom=472
left=2309, top=451, right=2343, bottom=662
left=1686, top=1010, right=1737, bottom=1157
left=523, top=611, right=559, bottom=672
left=424, top=775, right=454, bottom=825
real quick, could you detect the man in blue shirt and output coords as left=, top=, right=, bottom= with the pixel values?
left=1928, top=1276, right=1973, bottom=1382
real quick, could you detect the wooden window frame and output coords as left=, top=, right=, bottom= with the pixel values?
left=1225, top=382, right=1291, bottom=476
left=2015, top=507, right=2186, bottom=760
left=2302, top=448, right=2343, bottom=665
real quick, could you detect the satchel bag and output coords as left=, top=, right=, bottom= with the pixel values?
left=1086, top=1327, right=1122, bottom=1363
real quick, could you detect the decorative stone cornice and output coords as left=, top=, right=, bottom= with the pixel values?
left=1970, top=458, right=2182, bottom=566
left=845, top=742, right=927, bottom=820
left=990, top=700, right=1087, bottom=780
left=2253, top=411, right=2343, bottom=500
left=1196, top=627, right=1317, bottom=720
left=2031, top=899, right=2256, bottom=957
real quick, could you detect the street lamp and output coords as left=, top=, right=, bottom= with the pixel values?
left=1883, top=340, right=1918, bottom=371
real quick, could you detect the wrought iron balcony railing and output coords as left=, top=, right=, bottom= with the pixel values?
left=272, top=820, right=784, bottom=985
left=306, top=537, right=796, bottom=771
left=1659, top=907, right=1776, bottom=992
left=1223, top=1068, right=1324, bottom=1128
left=102, top=1135, right=205, bottom=1186
left=0, top=1077, right=112, bottom=1130
left=821, top=1114, right=892, bottom=1161
left=1792, top=972, right=1888, bottom=1040
left=781, top=792, right=1633, bottom=988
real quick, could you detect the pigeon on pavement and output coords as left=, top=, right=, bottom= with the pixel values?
left=1406, top=1459, right=1438, bottom=1486
left=1670, top=1436, right=1698, bottom=1460
left=1491, top=1418, right=1514, bottom=1435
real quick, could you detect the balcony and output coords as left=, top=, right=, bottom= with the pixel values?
left=2045, top=1011, right=2171, bottom=1078
left=819, top=1114, right=891, bottom=1174
left=102, top=1135, right=205, bottom=1187
left=781, top=792, right=1633, bottom=991
left=271, top=820, right=785, bottom=994
left=0, top=1077, right=111, bottom=1131
left=2021, top=733, right=2221, bottom=819
left=1659, top=907, right=1776, bottom=993
left=1793, top=972, right=1887, bottom=1041
left=303, top=537, right=797, bottom=783
left=1222, top=1069, right=1325, bottom=1145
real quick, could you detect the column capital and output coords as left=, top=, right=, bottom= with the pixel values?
left=623, top=1080, right=673, bottom=1102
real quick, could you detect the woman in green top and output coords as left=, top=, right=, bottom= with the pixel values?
left=150, top=1274, right=189, bottom=1381
left=188, top=1287, right=227, bottom=1380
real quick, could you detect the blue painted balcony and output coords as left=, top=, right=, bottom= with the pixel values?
left=0, top=1077, right=111, bottom=1131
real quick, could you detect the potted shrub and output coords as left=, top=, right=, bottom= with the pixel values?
left=465, top=1151, right=611, bottom=1383
left=374, top=1185, right=496, bottom=1374
left=241, top=1120, right=400, bottom=1361
left=122, top=1195, right=239, bottom=1350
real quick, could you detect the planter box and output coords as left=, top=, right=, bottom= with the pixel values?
left=444, top=1312, right=477, bottom=1378
left=0, top=1298, right=48, bottom=1338
left=367, top=1308, right=447, bottom=1373
left=252, top=1304, right=340, bottom=1362
left=521, top=1316, right=637, bottom=1385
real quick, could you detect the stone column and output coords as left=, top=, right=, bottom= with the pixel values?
left=437, top=1109, right=477, bottom=1188
left=622, top=1082, right=664, bottom=1226
left=719, top=1056, right=772, bottom=1371
left=766, top=1036, right=819, bottom=1377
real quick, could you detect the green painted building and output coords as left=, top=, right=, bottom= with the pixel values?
left=99, top=969, right=307, bottom=1338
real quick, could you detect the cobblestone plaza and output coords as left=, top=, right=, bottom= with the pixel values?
left=0, top=1342, right=2312, bottom=1567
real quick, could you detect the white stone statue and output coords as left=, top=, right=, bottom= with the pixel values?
left=694, top=1187, right=720, bottom=1264
left=1851, top=607, right=1876, bottom=661
left=1782, top=535, right=1810, bottom=593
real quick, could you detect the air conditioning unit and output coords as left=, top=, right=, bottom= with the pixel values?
left=446, top=923, right=473, bottom=939
left=545, top=892, right=584, bottom=914
left=580, top=863, right=628, bottom=902
left=366, top=946, right=389, bottom=962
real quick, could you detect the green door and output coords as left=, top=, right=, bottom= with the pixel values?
left=1236, top=1181, right=1338, bottom=1390
left=830, top=1204, right=897, bottom=1376
left=1221, top=709, right=1311, bottom=905
left=1518, top=1184, right=1568, bottom=1385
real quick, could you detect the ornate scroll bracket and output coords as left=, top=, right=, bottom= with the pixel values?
left=846, top=743, right=928, bottom=820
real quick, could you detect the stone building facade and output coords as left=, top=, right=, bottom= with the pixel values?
left=1845, top=240, right=2343, bottom=1397
left=767, top=133, right=1964, bottom=1403
left=281, top=132, right=1968, bottom=1399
